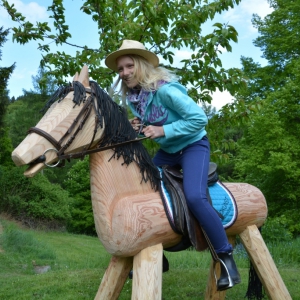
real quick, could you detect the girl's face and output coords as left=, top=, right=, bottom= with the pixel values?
left=116, top=55, right=139, bottom=88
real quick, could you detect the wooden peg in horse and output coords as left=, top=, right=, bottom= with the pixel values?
left=11, top=66, right=291, bottom=300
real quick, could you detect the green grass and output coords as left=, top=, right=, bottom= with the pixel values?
left=0, top=218, right=299, bottom=300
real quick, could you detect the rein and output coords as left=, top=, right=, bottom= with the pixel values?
left=58, top=136, right=148, bottom=161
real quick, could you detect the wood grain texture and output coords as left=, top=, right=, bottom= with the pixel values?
left=12, top=97, right=103, bottom=164
left=240, top=225, right=292, bottom=300
left=94, top=256, right=133, bottom=300
left=224, top=183, right=268, bottom=235
left=90, top=151, right=268, bottom=256
left=90, top=151, right=181, bottom=257
left=132, top=244, right=163, bottom=300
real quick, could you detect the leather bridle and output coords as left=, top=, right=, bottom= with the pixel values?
left=28, top=88, right=147, bottom=168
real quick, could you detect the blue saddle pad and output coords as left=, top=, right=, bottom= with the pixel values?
left=160, top=179, right=237, bottom=229
left=208, top=181, right=237, bottom=228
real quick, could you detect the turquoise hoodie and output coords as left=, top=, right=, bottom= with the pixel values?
left=128, top=82, right=208, bottom=153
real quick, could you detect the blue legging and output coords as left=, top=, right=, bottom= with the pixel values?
left=153, top=136, right=232, bottom=253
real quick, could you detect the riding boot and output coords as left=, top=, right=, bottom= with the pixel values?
left=129, top=253, right=169, bottom=279
left=216, top=252, right=241, bottom=291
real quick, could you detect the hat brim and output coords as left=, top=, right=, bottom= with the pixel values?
left=105, top=48, right=159, bottom=72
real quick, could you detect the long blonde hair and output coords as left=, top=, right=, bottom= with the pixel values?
left=112, top=54, right=178, bottom=97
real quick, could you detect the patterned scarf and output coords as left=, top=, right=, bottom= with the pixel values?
left=127, top=81, right=167, bottom=119
left=127, top=88, right=151, bottom=119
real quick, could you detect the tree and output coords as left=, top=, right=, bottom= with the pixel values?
left=232, top=0, right=300, bottom=235
left=31, top=66, right=58, bottom=96
left=0, top=26, right=15, bottom=100
left=234, top=60, right=300, bottom=234
left=207, top=97, right=261, bottom=164
left=63, top=157, right=95, bottom=235
left=1, top=0, right=245, bottom=104
left=0, top=26, right=15, bottom=166
left=201, top=102, right=217, bottom=119
left=5, top=91, right=48, bottom=148
left=241, top=0, right=300, bottom=101
left=252, top=0, right=300, bottom=67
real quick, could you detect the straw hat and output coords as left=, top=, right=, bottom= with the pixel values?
left=105, top=40, right=159, bottom=72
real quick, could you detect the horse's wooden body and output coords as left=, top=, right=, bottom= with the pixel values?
left=12, top=66, right=291, bottom=299
left=90, top=149, right=268, bottom=256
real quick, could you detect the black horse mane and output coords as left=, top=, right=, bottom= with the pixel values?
left=42, top=80, right=160, bottom=191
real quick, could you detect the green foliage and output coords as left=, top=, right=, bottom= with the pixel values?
left=141, top=138, right=160, bottom=158
left=0, top=166, right=72, bottom=227
left=239, top=57, right=278, bottom=101
left=207, top=98, right=263, bottom=164
left=31, top=66, right=58, bottom=96
left=0, top=26, right=15, bottom=168
left=5, top=91, right=48, bottom=148
left=1, top=0, right=245, bottom=103
left=261, top=216, right=293, bottom=244
left=0, top=127, right=13, bottom=167
left=63, top=157, right=95, bottom=235
left=0, top=26, right=15, bottom=99
left=234, top=60, right=300, bottom=234
left=218, top=0, right=300, bottom=236
left=252, top=0, right=300, bottom=66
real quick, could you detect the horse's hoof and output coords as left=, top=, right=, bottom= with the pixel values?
left=216, top=252, right=241, bottom=291
left=128, top=270, right=133, bottom=279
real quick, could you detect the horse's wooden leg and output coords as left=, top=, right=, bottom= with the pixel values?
left=239, top=225, right=292, bottom=300
left=204, top=236, right=236, bottom=300
left=131, top=243, right=163, bottom=300
left=205, top=260, right=225, bottom=300
left=94, top=255, right=133, bottom=300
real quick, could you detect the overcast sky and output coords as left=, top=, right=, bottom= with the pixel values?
left=1, top=0, right=273, bottom=109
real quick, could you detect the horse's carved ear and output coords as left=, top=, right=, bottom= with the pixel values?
left=73, top=72, right=79, bottom=81
left=78, top=65, right=90, bottom=88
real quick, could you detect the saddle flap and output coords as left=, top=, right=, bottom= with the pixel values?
left=161, top=175, right=186, bottom=235
left=161, top=165, right=208, bottom=251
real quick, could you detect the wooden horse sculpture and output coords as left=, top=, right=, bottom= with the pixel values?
left=11, top=66, right=291, bottom=300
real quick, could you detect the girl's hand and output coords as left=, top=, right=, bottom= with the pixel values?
left=129, top=117, right=141, bottom=132
left=142, top=125, right=165, bottom=139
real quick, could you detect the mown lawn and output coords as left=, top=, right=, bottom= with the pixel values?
left=0, top=218, right=299, bottom=299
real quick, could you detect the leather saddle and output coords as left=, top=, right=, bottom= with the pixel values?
left=160, top=162, right=220, bottom=252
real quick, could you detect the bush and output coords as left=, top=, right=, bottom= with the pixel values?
left=64, top=158, right=96, bottom=235
left=261, top=216, right=293, bottom=244
left=0, top=166, right=72, bottom=229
